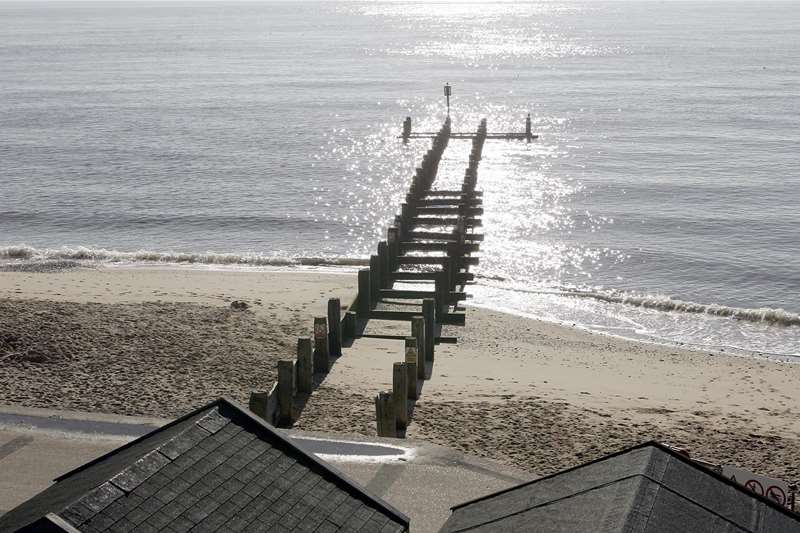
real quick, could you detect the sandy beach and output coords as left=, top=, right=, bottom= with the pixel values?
left=2, top=266, right=800, bottom=481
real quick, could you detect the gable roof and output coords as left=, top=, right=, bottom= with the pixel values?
left=440, top=441, right=800, bottom=533
left=0, top=398, right=408, bottom=533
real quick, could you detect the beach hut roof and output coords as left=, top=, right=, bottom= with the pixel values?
left=0, top=397, right=409, bottom=533
left=439, top=441, right=800, bottom=533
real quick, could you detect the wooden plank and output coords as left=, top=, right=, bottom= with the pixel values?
left=398, top=256, right=479, bottom=266
left=369, top=309, right=465, bottom=325
left=408, top=231, right=483, bottom=241
left=389, top=271, right=474, bottom=282
left=379, top=289, right=467, bottom=301
left=416, top=207, right=483, bottom=216
left=411, top=217, right=482, bottom=227
left=423, top=190, right=483, bottom=197
left=408, top=198, right=482, bottom=207
left=400, top=242, right=480, bottom=253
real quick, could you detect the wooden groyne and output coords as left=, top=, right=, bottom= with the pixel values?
left=248, top=115, right=507, bottom=438
left=372, top=118, right=489, bottom=437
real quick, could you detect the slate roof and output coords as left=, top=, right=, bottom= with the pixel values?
left=440, top=441, right=800, bottom=533
left=0, top=398, right=408, bottom=533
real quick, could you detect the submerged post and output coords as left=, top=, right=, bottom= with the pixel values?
left=526, top=113, right=532, bottom=140
left=402, top=116, right=411, bottom=140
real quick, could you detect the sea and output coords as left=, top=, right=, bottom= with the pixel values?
left=1, top=1, right=799, bottom=357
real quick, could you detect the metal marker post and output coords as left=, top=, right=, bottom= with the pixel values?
left=444, top=83, right=451, bottom=117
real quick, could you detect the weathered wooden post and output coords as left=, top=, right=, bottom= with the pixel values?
left=404, top=337, right=419, bottom=400
left=296, top=337, right=313, bottom=394
left=434, top=271, right=448, bottom=322
left=387, top=227, right=400, bottom=271
left=393, top=362, right=408, bottom=429
left=402, top=116, right=411, bottom=140
left=343, top=311, right=356, bottom=341
left=313, top=317, right=329, bottom=373
left=423, top=299, right=435, bottom=366
left=369, top=255, right=380, bottom=307
left=377, top=241, right=390, bottom=288
left=526, top=112, right=532, bottom=140
left=375, top=392, right=396, bottom=437
left=358, top=269, right=370, bottom=316
left=327, top=298, right=342, bottom=357
left=411, top=316, right=426, bottom=380
left=249, top=390, right=268, bottom=421
left=277, top=361, right=295, bottom=426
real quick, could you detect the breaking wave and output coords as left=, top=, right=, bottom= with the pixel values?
left=0, top=244, right=368, bottom=268
left=565, top=289, right=800, bottom=327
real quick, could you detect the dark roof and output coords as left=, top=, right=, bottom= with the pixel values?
left=440, top=441, right=800, bottom=533
left=0, top=398, right=408, bottom=533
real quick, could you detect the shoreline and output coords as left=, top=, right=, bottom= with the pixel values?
left=4, top=257, right=798, bottom=360
left=2, top=266, right=800, bottom=480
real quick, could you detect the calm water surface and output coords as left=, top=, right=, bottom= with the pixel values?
left=1, top=1, right=799, bottom=355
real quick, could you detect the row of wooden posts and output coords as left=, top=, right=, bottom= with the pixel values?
left=247, top=117, right=488, bottom=437
left=374, top=118, right=488, bottom=437
left=248, top=297, right=352, bottom=427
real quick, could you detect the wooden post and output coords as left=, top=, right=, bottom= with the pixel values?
left=377, top=241, right=390, bottom=288
left=277, top=360, right=295, bottom=426
left=387, top=227, right=400, bottom=271
left=375, top=392, right=396, bottom=437
left=327, top=298, right=342, bottom=357
left=404, top=337, right=419, bottom=400
left=369, top=255, right=380, bottom=307
left=411, top=316, right=426, bottom=380
left=343, top=311, right=356, bottom=341
left=434, top=271, right=448, bottom=322
left=296, top=337, right=313, bottom=394
left=358, top=269, right=370, bottom=316
left=313, top=317, right=329, bottom=373
left=393, top=362, right=408, bottom=429
left=249, top=390, right=268, bottom=420
left=423, top=299, right=435, bottom=366
left=249, top=382, right=279, bottom=425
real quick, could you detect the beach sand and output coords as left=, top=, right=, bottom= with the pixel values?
left=2, top=266, right=799, bottom=481
left=0, top=266, right=356, bottom=416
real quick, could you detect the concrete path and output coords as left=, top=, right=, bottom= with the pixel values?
left=0, top=405, right=531, bottom=533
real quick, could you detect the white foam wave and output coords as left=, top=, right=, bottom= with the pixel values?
left=566, top=289, right=800, bottom=327
left=0, top=244, right=368, bottom=268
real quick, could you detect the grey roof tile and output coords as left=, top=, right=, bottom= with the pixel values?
left=0, top=399, right=409, bottom=533
left=110, top=517, right=135, bottom=533
left=81, top=482, right=127, bottom=514
left=60, top=500, right=97, bottom=527
left=110, top=451, right=171, bottom=493
left=195, top=409, right=229, bottom=434
left=158, top=426, right=211, bottom=461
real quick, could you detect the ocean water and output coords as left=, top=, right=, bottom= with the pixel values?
left=1, top=1, right=799, bottom=356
